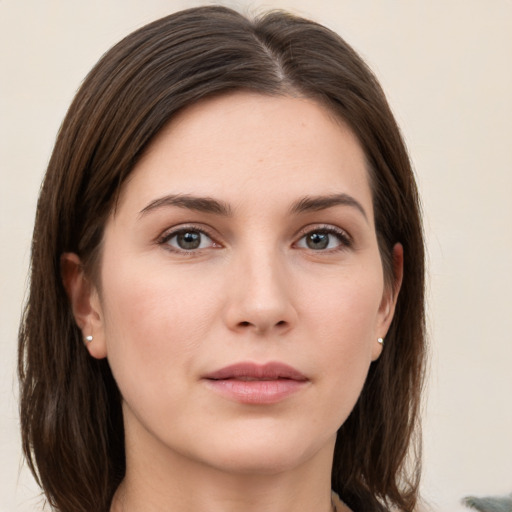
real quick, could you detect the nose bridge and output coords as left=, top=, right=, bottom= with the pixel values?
left=225, top=241, right=296, bottom=334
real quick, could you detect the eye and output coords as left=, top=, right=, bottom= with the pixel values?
left=160, top=228, right=218, bottom=252
left=295, top=227, right=351, bottom=251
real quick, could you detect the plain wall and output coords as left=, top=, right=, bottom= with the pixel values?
left=1, top=1, right=511, bottom=511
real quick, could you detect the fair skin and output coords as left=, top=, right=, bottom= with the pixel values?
left=63, top=92, right=402, bottom=512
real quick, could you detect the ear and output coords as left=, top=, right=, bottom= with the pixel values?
left=60, top=252, right=107, bottom=359
left=371, top=243, right=404, bottom=361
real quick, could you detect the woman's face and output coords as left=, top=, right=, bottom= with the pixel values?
left=82, top=92, right=399, bottom=475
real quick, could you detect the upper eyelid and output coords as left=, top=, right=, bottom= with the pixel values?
left=295, top=223, right=352, bottom=240
left=156, top=222, right=352, bottom=248
left=157, top=225, right=220, bottom=254
left=293, top=226, right=353, bottom=253
left=157, top=223, right=218, bottom=241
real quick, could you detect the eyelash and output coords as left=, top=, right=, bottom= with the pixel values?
left=157, top=224, right=219, bottom=255
left=294, top=225, right=352, bottom=252
left=157, top=224, right=352, bottom=254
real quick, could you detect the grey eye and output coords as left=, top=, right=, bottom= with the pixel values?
left=176, top=231, right=202, bottom=250
left=305, top=232, right=329, bottom=250
left=296, top=228, right=349, bottom=251
left=165, top=229, right=214, bottom=251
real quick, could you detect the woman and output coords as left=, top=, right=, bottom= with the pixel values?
left=18, top=6, right=426, bottom=512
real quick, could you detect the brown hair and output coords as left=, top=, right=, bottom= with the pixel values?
left=18, top=6, right=425, bottom=512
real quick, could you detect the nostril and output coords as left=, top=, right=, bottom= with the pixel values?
left=237, top=320, right=287, bottom=330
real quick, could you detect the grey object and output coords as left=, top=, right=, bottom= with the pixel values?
left=461, top=494, right=512, bottom=512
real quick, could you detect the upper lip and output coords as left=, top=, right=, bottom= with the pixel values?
left=204, top=362, right=308, bottom=381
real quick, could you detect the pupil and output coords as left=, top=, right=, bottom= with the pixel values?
left=178, top=231, right=201, bottom=250
left=307, top=232, right=329, bottom=250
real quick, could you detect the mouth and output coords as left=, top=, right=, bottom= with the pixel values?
left=203, top=362, right=309, bottom=404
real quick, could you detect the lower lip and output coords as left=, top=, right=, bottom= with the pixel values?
left=204, top=379, right=307, bottom=404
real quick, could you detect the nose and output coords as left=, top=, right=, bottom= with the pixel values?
left=223, top=249, right=297, bottom=336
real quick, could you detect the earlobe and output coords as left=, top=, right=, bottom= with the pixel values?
left=60, top=253, right=107, bottom=359
left=372, top=243, right=404, bottom=361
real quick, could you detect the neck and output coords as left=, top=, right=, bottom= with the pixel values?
left=111, top=417, right=338, bottom=512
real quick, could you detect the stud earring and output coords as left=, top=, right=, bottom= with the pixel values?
left=377, top=337, right=384, bottom=345
left=85, top=335, right=93, bottom=343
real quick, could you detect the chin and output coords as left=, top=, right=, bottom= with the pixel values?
left=190, top=424, right=336, bottom=476
left=208, top=451, right=309, bottom=476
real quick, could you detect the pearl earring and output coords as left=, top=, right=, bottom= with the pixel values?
left=85, top=335, right=93, bottom=343
left=377, top=337, right=384, bottom=345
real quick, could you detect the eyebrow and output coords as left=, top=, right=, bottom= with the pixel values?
left=290, top=193, right=369, bottom=222
left=139, top=194, right=232, bottom=217
left=139, top=192, right=368, bottom=222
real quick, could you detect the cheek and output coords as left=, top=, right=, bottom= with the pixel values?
left=300, top=262, right=384, bottom=404
left=98, top=255, right=220, bottom=393
left=302, top=261, right=384, bottom=345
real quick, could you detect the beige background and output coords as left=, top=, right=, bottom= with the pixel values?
left=1, top=1, right=511, bottom=511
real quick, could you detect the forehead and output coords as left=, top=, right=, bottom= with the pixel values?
left=117, top=91, right=373, bottom=217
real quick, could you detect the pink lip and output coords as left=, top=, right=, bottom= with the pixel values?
left=203, top=362, right=309, bottom=405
